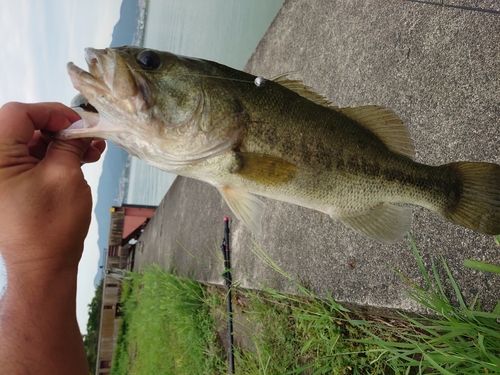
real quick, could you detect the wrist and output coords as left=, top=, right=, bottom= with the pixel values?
left=0, top=254, right=87, bottom=374
left=0, top=241, right=83, bottom=280
left=7, top=258, right=79, bottom=291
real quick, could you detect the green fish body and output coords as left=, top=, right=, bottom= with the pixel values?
left=59, top=46, right=500, bottom=244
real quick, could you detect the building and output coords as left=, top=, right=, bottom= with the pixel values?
left=95, top=205, right=156, bottom=374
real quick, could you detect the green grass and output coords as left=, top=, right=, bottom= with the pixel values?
left=229, top=242, right=391, bottom=374
left=110, top=238, right=500, bottom=374
left=110, top=265, right=226, bottom=375
left=228, top=288, right=389, bottom=374
left=354, top=237, right=500, bottom=374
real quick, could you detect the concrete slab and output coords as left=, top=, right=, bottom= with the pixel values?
left=134, top=0, right=500, bottom=316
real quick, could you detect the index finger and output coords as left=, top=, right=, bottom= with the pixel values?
left=0, top=102, right=81, bottom=145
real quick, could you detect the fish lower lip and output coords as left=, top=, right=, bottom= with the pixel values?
left=55, top=111, right=102, bottom=140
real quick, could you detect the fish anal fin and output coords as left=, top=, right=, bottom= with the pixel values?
left=338, top=105, right=416, bottom=160
left=335, top=203, right=412, bottom=244
left=218, top=186, right=264, bottom=234
left=235, top=152, right=298, bottom=186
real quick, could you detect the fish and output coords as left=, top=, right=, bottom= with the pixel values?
left=58, top=46, right=500, bottom=244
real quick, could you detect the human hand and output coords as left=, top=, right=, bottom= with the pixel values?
left=0, top=102, right=105, bottom=277
left=0, top=102, right=103, bottom=374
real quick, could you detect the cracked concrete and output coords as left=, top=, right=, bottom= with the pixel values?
left=134, top=0, right=500, bottom=316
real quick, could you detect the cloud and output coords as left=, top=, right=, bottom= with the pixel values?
left=0, top=0, right=122, bottom=334
left=0, top=0, right=121, bottom=106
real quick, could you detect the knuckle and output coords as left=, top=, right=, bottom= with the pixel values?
left=0, top=101, right=24, bottom=113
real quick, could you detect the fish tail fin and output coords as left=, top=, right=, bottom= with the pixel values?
left=441, top=162, right=500, bottom=235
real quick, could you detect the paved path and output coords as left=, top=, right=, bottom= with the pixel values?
left=135, top=0, right=500, bottom=316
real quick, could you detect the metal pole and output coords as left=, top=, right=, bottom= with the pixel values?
left=221, top=217, right=235, bottom=374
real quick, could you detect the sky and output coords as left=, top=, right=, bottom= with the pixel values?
left=0, top=0, right=123, bottom=333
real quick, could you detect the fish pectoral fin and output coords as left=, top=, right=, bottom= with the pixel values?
left=335, top=203, right=412, bottom=244
left=235, top=152, right=298, bottom=186
left=218, top=186, right=264, bottom=234
left=337, top=106, right=416, bottom=160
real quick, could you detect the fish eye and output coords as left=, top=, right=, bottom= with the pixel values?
left=137, top=50, right=161, bottom=70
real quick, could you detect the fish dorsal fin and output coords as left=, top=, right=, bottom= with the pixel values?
left=337, top=105, right=415, bottom=159
left=273, top=74, right=332, bottom=107
left=218, top=186, right=264, bottom=234
left=335, top=203, right=412, bottom=244
left=273, top=75, right=415, bottom=159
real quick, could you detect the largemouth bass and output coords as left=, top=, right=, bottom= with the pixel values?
left=58, top=46, right=500, bottom=244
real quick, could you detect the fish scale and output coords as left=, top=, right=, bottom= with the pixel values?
left=58, top=46, right=500, bottom=244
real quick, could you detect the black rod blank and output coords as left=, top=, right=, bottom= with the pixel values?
left=221, top=217, right=234, bottom=374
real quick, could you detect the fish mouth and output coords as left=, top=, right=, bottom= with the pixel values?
left=66, top=48, right=118, bottom=101
left=75, top=101, right=98, bottom=114
left=78, top=48, right=139, bottom=100
left=70, top=93, right=98, bottom=114
left=57, top=48, right=141, bottom=140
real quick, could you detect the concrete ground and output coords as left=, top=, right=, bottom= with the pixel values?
left=134, top=0, right=500, bottom=317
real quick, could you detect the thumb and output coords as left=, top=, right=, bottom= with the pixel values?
left=42, top=138, right=92, bottom=169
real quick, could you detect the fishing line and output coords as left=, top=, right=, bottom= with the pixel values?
left=73, top=49, right=325, bottom=90
left=84, top=65, right=269, bottom=87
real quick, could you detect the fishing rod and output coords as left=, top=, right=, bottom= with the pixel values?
left=221, top=217, right=235, bottom=374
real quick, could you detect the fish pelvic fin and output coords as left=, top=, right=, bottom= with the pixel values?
left=218, top=186, right=264, bottom=234
left=335, top=203, right=412, bottom=244
left=338, top=106, right=416, bottom=159
left=441, top=162, right=500, bottom=235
